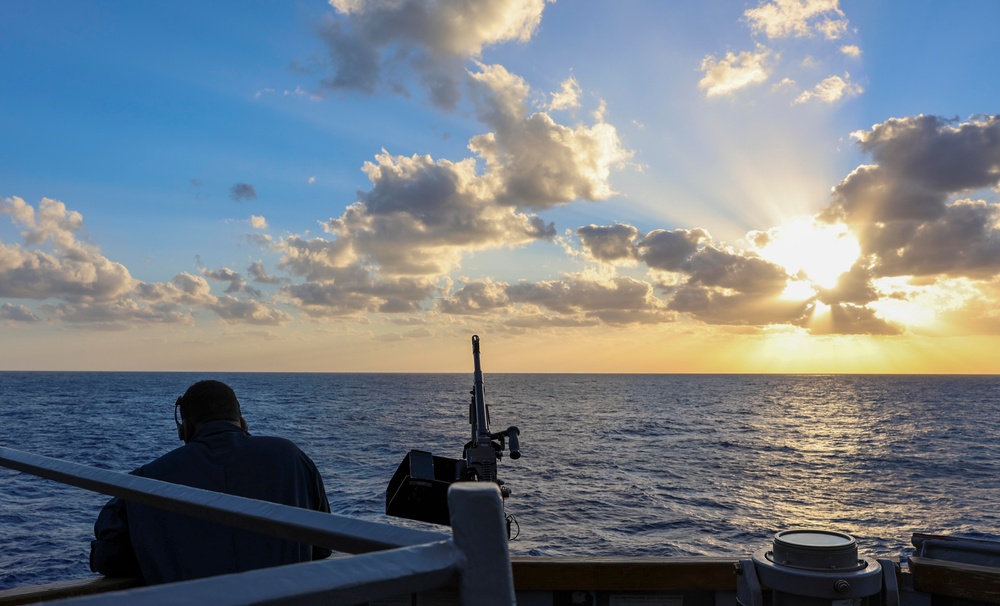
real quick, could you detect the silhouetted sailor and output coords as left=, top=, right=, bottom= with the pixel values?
left=90, top=380, right=332, bottom=584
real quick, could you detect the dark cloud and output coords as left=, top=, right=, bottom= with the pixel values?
left=0, top=302, right=40, bottom=323
left=809, top=303, right=902, bottom=336
left=823, top=115, right=1000, bottom=280
left=668, top=284, right=810, bottom=326
left=439, top=274, right=675, bottom=325
left=248, top=261, right=286, bottom=285
left=682, top=246, right=789, bottom=294
left=576, top=224, right=640, bottom=263
left=640, top=228, right=711, bottom=271
left=201, top=267, right=247, bottom=294
left=230, top=183, right=257, bottom=202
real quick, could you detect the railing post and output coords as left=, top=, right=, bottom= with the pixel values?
left=448, top=482, right=516, bottom=606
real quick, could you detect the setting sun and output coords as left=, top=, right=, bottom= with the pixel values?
left=754, top=219, right=861, bottom=289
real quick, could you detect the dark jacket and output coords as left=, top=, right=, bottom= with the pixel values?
left=91, top=421, right=331, bottom=585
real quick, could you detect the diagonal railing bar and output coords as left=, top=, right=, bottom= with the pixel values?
left=0, top=446, right=446, bottom=554
left=50, top=541, right=464, bottom=606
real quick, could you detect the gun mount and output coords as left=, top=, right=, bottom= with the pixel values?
left=386, top=335, right=521, bottom=532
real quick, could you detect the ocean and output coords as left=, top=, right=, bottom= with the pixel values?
left=1, top=372, right=998, bottom=591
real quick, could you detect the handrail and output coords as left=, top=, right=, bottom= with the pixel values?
left=0, top=447, right=515, bottom=605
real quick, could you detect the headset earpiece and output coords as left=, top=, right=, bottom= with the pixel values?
left=174, top=396, right=186, bottom=442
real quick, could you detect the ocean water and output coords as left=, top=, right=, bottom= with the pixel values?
left=1, top=372, right=999, bottom=591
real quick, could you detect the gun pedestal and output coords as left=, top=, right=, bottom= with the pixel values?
left=385, top=335, right=521, bottom=531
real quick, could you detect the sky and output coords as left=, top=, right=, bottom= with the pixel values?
left=2, top=0, right=1000, bottom=373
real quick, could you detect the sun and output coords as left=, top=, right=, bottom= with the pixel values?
left=754, top=218, right=861, bottom=289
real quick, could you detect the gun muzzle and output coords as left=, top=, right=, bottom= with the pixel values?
left=507, top=426, right=521, bottom=459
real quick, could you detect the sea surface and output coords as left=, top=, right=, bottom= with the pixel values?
left=1, top=372, right=998, bottom=591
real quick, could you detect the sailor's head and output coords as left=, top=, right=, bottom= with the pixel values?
left=174, top=380, right=247, bottom=442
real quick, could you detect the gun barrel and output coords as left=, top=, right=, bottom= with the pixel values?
left=471, top=335, right=491, bottom=445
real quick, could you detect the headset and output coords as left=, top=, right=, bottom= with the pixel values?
left=174, top=393, right=248, bottom=443
left=174, top=396, right=188, bottom=442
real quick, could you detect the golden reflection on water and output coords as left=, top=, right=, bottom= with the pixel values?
left=730, top=376, right=927, bottom=553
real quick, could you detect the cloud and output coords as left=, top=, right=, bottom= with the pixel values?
left=823, top=115, right=1000, bottom=279
left=438, top=271, right=676, bottom=326
left=207, top=296, right=293, bottom=325
left=792, top=72, right=862, bottom=105
left=699, top=45, right=774, bottom=97
left=576, top=223, right=641, bottom=264
left=468, top=63, right=632, bottom=208
left=744, top=0, right=849, bottom=40
left=840, top=44, right=861, bottom=57
left=248, top=260, right=286, bottom=285
left=1, top=197, right=135, bottom=302
left=273, top=62, right=629, bottom=316
left=281, top=268, right=441, bottom=316
left=201, top=267, right=248, bottom=294
left=437, top=278, right=510, bottom=315
left=250, top=215, right=268, bottom=229
left=639, top=228, right=712, bottom=271
left=317, top=0, right=548, bottom=108
left=230, top=183, right=257, bottom=202
left=701, top=1, right=861, bottom=103
left=1, top=302, right=40, bottom=323
left=1, top=198, right=295, bottom=328
left=318, top=150, right=556, bottom=276
left=548, top=75, right=582, bottom=111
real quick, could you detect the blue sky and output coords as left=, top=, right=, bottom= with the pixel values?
left=3, top=1, right=1000, bottom=372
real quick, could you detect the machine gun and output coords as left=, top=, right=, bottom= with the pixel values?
left=386, top=335, right=521, bottom=533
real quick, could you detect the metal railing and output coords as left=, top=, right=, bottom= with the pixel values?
left=0, top=446, right=516, bottom=605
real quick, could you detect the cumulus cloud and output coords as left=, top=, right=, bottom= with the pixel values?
left=548, top=75, right=582, bottom=111
left=230, top=183, right=257, bottom=202
left=699, top=45, right=774, bottom=97
left=823, top=115, right=1000, bottom=278
left=274, top=62, right=629, bottom=316
left=576, top=224, right=641, bottom=264
left=793, top=72, right=862, bottom=105
left=317, top=0, right=548, bottom=108
left=1, top=197, right=135, bottom=302
left=2, top=197, right=293, bottom=328
left=700, top=0, right=861, bottom=103
left=468, top=63, right=632, bottom=208
left=250, top=215, right=268, bottom=229
left=575, top=224, right=712, bottom=271
left=803, top=114, right=1000, bottom=332
left=744, top=0, right=849, bottom=40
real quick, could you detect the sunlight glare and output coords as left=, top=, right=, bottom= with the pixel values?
left=754, top=219, right=860, bottom=289
left=780, top=279, right=818, bottom=300
left=870, top=277, right=979, bottom=330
